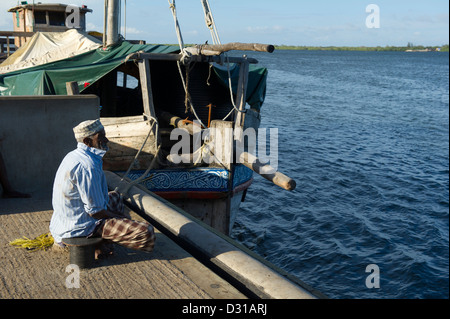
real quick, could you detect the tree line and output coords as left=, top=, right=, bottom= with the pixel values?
left=274, top=44, right=449, bottom=52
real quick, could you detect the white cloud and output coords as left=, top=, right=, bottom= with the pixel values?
left=86, top=22, right=100, bottom=32
left=121, top=26, right=143, bottom=35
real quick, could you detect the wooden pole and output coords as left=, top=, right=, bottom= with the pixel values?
left=160, top=111, right=195, bottom=135
left=124, top=52, right=259, bottom=64
left=238, top=151, right=296, bottom=191
left=233, top=59, right=249, bottom=142
left=200, top=42, right=275, bottom=54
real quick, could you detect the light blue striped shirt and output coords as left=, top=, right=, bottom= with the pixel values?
left=50, top=143, right=108, bottom=243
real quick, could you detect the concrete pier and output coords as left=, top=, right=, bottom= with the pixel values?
left=0, top=196, right=246, bottom=299
left=0, top=95, right=324, bottom=300
left=107, top=171, right=319, bottom=299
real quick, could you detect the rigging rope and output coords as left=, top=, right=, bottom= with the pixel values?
left=168, top=0, right=245, bottom=127
left=176, top=61, right=207, bottom=128
left=221, top=53, right=247, bottom=121
left=114, top=116, right=160, bottom=196
left=200, top=0, right=221, bottom=45
left=199, top=1, right=246, bottom=119
left=168, top=0, right=206, bottom=127
left=168, top=0, right=185, bottom=51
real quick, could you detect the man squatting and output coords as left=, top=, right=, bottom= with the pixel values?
left=50, top=119, right=155, bottom=257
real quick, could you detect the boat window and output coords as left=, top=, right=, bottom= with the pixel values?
left=34, top=11, right=47, bottom=25
left=48, top=11, right=66, bottom=26
left=117, top=71, right=138, bottom=89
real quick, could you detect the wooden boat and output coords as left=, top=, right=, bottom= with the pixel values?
left=0, top=1, right=295, bottom=235
left=94, top=49, right=269, bottom=234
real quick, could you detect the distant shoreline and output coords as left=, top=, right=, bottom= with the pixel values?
left=151, top=43, right=449, bottom=52
left=274, top=45, right=449, bottom=52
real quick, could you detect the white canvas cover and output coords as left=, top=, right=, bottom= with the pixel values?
left=0, top=29, right=102, bottom=74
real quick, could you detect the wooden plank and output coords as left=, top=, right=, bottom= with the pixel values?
left=209, top=120, right=234, bottom=170
left=102, top=116, right=158, bottom=171
left=0, top=31, right=35, bottom=37
left=65, top=81, right=79, bottom=95
left=100, top=115, right=145, bottom=125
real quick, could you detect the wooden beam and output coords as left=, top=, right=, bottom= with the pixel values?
left=0, top=31, right=35, bottom=37
left=238, top=151, right=296, bottom=191
left=199, top=42, right=275, bottom=54
left=138, top=59, right=155, bottom=119
left=125, top=52, right=258, bottom=64
left=233, top=59, right=249, bottom=140
left=138, top=58, right=159, bottom=145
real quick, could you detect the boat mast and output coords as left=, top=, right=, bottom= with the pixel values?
left=104, top=0, right=120, bottom=47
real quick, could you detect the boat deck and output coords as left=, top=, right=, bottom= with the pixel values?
left=0, top=196, right=246, bottom=299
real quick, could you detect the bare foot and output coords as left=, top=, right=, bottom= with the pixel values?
left=95, top=241, right=114, bottom=259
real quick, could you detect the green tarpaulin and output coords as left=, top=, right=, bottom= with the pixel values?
left=0, top=40, right=268, bottom=110
left=0, top=41, right=177, bottom=95
left=213, top=63, right=267, bottom=111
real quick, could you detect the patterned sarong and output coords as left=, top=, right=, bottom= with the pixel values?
left=94, top=191, right=155, bottom=252
left=98, top=218, right=155, bottom=252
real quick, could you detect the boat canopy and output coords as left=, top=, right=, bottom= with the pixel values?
left=0, top=30, right=268, bottom=111
left=0, top=29, right=101, bottom=73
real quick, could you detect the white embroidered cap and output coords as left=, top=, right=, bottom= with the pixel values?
left=73, top=119, right=104, bottom=140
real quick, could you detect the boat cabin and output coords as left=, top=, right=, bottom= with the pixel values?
left=7, top=2, right=92, bottom=47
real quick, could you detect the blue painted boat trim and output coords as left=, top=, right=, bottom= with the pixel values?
left=120, top=164, right=253, bottom=192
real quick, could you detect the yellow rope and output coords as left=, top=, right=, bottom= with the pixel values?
left=9, top=232, right=54, bottom=251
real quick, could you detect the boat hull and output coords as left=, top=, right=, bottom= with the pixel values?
left=100, top=111, right=258, bottom=235
left=120, top=166, right=253, bottom=234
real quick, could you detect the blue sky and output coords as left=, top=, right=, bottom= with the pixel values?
left=0, top=0, right=448, bottom=46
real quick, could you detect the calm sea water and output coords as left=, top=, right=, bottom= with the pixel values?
left=230, top=50, right=449, bottom=299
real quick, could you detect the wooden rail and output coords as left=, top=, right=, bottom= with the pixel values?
left=0, top=31, right=35, bottom=60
